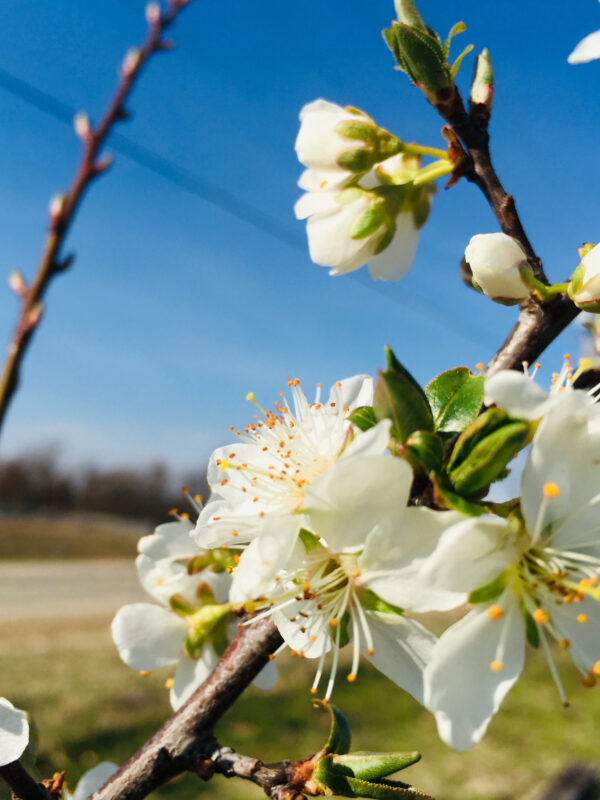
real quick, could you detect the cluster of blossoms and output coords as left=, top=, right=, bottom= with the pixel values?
left=109, top=360, right=600, bottom=752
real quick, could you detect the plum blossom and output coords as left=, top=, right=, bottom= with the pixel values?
left=112, top=520, right=275, bottom=709
left=232, top=452, right=461, bottom=703
left=568, top=30, right=600, bottom=63
left=0, top=698, right=29, bottom=766
left=421, top=393, right=600, bottom=750
left=63, top=763, right=119, bottom=800
left=569, top=242, right=600, bottom=312
left=194, top=375, right=378, bottom=550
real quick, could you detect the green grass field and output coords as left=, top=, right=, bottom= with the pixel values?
left=1, top=519, right=599, bottom=799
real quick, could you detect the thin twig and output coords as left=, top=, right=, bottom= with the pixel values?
left=91, top=615, right=283, bottom=800
left=0, top=761, right=53, bottom=800
left=434, top=86, right=579, bottom=372
left=0, top=0, right=191, bottom=438
left=210, top=744, right=308, bottom=799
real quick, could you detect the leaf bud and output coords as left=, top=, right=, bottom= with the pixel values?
left=389, top=22, right=453, bottom=105
left=122, top=48, right=142, bottom=78
left=8, top=270, right=27, bottom=297
left=470, top=48, right=494, bottom=112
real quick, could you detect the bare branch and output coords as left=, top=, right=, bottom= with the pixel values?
left=91, top=615, right=283, bottom=800
left=0, top=761, right=53, bottom=800
left=211, top=745, right=307, bottom=799
left=0, top=0, right=192, bottom=438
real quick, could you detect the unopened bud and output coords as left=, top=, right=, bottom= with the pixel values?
left=49, top=194, right=66, bottom=225
left=73, top=111, right=91, bottom=140
left=390, top=22, right=453, bottom=105
left=122, top=48, right=141, bottom=78
left=568, top=242, right=600, bottom=313
left=470, top=48, right=494, bottom=111
left=25, top=302, right=43, bottom=330
left=93, top=154, right=114, bottom=175
left=9, top=270, right=27, bottom=297
left=393, top=0, right=428, bottom=31
left=465, top=232, right=530, bottom=304
left=145, top=2, right=161, bottom=25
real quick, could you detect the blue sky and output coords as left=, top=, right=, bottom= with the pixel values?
left=0, top=0, right=598, bottom=473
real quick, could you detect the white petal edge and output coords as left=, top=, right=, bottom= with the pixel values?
left=0, top=698, right=29, bottom=766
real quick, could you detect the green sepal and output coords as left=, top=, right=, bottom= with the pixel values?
left=332, top=752, right=421, bottom=781
left=374, top=222, right=396, bottom=255
left=350, top=204, right=386, bottom=240
left=299, top=527, right=322, bottom=553
left=347, top=405, right=377, bottom=432
left=196, top=582, right=216, bottom=605
left=373, top=346, right=433, bottom=443
left=209, top=548, right=238, bottom=573
left=433, top=480, right=489, bottom=516
left=183, top=603, right=232, bottom=659
left=405, top=430, right=444, bottom=474
left=448, top=413, right=532, bottom=496
left=336, top=186, right=366, bottom=205
left=409, top=184, right=435, bottom=229
left=169, top=593, right=196, bottom=617
left=187, top=554, right=212, bottom=574
left=468, top=569, right=509, bottom=604
left=359, top=588, right=404, bottom=617
left=521, top=602, right=540, bottom=649
left=335, top=120, right=376, bottom=142
left=337, top=148, right=375, bottom=174
left=424, top=367, right=484, bottom=433
left=315, top=699, right=351, bottom=756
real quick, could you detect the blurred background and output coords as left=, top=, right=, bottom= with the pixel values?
left=1, top=1, right=600, bottom=798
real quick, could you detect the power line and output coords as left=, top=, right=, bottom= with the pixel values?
left=0, top=65, right=492, bottom=348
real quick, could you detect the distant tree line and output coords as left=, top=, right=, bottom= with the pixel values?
left=0, top=448, right=209, bottom=523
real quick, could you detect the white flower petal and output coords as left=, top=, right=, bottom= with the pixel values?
left=169, top=649, right=218, bottom=710
left=326, top=374, right=374, bottom=412
left=294, top=191, right=338, bottom=220
left=252, top=658, right=278, bottom=691
left=424, top=595, right=525, bottom=750
left=365, top=612, right=436, bottom=704
left=273, top=598, right=331, bottom=658
left=111, top=604, right=185, bottom=670
left=137, top=521, right=195, bottom=562
left=229, top=515, right=303, bottom=603
left=359, top=508, right=465, bottom=612
left=549, top=598, right=600, bottom=675
left=367, top=213, right=419, bottom=282
left=419, top=516, right=518, bottom=596
left=304, top=455, right=413, bottom=551
left=71, top=763, right=119, bottom=800
left=0, top=698, right=29, bottom=767
left=484, top=370, right=554, bottom=419
left=136, top=554, right=198, bottom=605
left=339, top=420, right=390, bottom=461
left=568, top=30, right=600, bottom=63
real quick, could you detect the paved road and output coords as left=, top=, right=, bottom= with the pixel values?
left=0, top=560, right=147, bottom=622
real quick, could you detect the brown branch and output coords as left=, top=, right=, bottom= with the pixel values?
left=210, top=745, right=307, bottom=799
left=0, top=761, right=53, bottom=800
left=0, top=0, right=191, bottom=438
left=91, top=615, right=283, bottom=800
left=434, top=86, right=580, bottom=371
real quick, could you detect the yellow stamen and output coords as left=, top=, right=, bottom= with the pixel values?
left=487, top=605, right=504, bottom=621
left=219, top=459, right=230, bottom=472
left=532, top=608, right=549, bottom=625
left=347, top=673, right=357, bottom=683
left=367, top=648, right=375, bottom=657
left=559, top=638, right=570, bottom=649
left=543, top=482, right=560, bottom=498
left=310, top=687, right=318, bottom=694
left=593, top=661, right=600, bottom=676
left=329, top=618, right=338, bottom=627
left=475, top=362, right=484, bottom=371
left=581, top=672, right=596, bottom=688
left=246, top=392, right=254, bottom=401
left=165, top=677, right=174, bottom=690
left=139, top=670, right=150, bottom=677
left=490, top=660, right=503, bottom=672
left=577, top=614, right=587, bottom=624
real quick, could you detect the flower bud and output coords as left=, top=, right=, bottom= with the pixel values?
left=464, top=232, right=530, bottom=304
left=122, top=48, right=141, bottom=78
left=73, top=111, right=91, bottom=140
left=568, top=242, right=600, bottom=312
left=145, top=2, right=161, bottom=25
left=470, top=48, right=494, bottom=111
left=8, top=270, right=27, bottom=297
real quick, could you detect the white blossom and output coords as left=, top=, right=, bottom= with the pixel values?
left=0, top=698, right=29, bottom=766
left=420, top=394, right=600, bottom=750
left=464, top=232, right=530, bottom=303
left=63, top=763, right=119, bottom=800
left=568, top=30, right=600, bottom=63
left=232, top=452, right=461, bottom=702
left=194, top=375, right=378, bottom=550
left=569, top=242, right=600, bottom=310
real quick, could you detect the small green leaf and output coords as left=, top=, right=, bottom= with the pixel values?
left=521, top=603, right=540, bottom=648
left=468, top=570, right=509, bottom=604
left=449, top=42, right=474, bottom=79
left=444, top=20, right=466, bottom=58
left=347, top=405, right=378, bottom=432
left=359, top=588, right=405, bottom=616
left=392, top=23, right=452, bottom=103
left=315, top=701, right=351, bottom=756
left=333, top=752, right=421, bottom=781
left=373, top=347, right=433, bottom=443
left=424, top=367, right=484, bottom=433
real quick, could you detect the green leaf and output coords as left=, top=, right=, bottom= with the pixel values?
left=424, top=367, right=484, bottom=433
left=391, top=23, right=452, bottom=103
left=333, top=752, right=421, bottom=781
left=449, top=42, right=474, bottom=79
left=315, top=701, right=351, bottom=756
left=468, top=570, right=509, bottom=604
left=405, top=430, right=444, bottom=474
left=347, top=405, right=378, bottom=432
left=394, top=0, right=428, bottom=31
left=521, top=603, right=540, bottom=648
left=444, top=20, right=466, bottom=58
left=373, top=346, right=433, bottom=443
left=359, top=588, right=404, bottom=616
